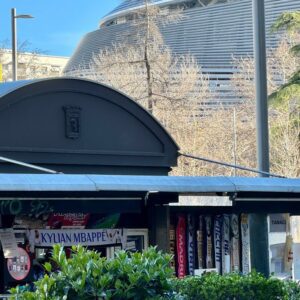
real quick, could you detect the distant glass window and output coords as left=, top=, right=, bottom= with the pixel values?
left=106, top=19, right=117, bottom=27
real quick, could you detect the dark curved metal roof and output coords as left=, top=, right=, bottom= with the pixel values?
left=0, top=78, right=179, bottom=173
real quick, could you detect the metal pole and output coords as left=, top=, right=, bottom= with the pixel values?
left=232, top=107, right=237, bottom=176
left=0, top=156, right=61, bottom=174
left=11, top=8, right=17, bottom=81
left=250, top=0, right=270, bottom=277
left=253, top=1, right=269, bottom=172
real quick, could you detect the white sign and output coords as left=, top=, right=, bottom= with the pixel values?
left=29, top=229, right=125, bottom=248
left=0, top=229, right=19, bottom=258
left=270, top=214, right=287, bottom=232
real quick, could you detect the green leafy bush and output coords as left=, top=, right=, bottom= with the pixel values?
left=10, top=245, right=175, bottom=300
left=173, top=271, right=300, bottom=300
left=10, top=246, right=300, bottom=300
left=284, top=280, right=300, bottom=300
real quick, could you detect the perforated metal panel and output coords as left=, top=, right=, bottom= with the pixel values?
left=64, top=0, right=300, bottom=106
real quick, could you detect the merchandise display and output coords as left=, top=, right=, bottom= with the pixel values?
left=176, top=215, right=187, bottom=278
left=172, top=213, right=250, bottom=276
left=187, top=214, right=196, bottom=275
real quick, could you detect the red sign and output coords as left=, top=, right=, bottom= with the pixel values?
left=47, top=213, right=90, bottom=229
left=7, top=247, right=31, bottom=281
left=176, top=215, right=187, bottom=278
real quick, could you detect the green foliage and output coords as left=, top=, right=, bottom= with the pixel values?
left=269, top=70, right=300, bottom=104
left=284, top=280, right=300, bottom=300
left=172, top=271, right=300, bottom=300
left=270, top=11, right=300, bottom=102
left=10, top=246, right=300, bottom=300
left=271, top=11, right=300, bottom=36
left=10, top=245, right=175, bottom=300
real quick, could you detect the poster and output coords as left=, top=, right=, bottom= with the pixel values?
left=0, top=228, right=19, bottom=258
left=29, top=229, right=125, bottom=248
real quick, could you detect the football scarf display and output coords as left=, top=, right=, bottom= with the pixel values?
left=205, top=216, right=213, bottom=268
left=169, top=225, right=176, bottom=271
left=197, top=216, right=204, bottom=269
left=172, top=213, right=252, bottom=277
left=231, top=214, right=240, bottom=272
left=222, top=214, right=231, bottom=274
left=187, top=214, right=196, bottom=275
left=241, top=214, right=251, bottom=274
left=214, top=215, right=222, bottom=274
left=176, top=215, right=187, bottom=278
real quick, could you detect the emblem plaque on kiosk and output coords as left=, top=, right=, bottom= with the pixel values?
left=63, top=106, right=81, bottom=139
left=7, top=247, right=31, bottom=281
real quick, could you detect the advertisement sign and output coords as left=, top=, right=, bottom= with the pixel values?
left=47, top=213, right=90, bottom=229
left=29, top=229, right=125, bottom=248
left=7, top=247, right=31, bottom=281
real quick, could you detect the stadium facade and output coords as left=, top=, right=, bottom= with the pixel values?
left=64, top=0, right=300, bottom=105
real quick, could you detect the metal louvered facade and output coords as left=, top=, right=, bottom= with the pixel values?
left=64, top=0, right=300, bottom=105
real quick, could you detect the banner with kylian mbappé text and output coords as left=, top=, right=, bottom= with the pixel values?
left=29, top=229, right=125, bottom=248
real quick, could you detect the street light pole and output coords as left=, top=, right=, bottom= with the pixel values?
left=11, top=8, right=34, bottom=81
left=11, top=8, right=17, bottom=81
left=250, top=0, right=270, bottom=277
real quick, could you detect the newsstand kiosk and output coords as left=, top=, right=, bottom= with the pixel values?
left=0, top=78, right=300, bottom=293
left=0, top=77, right=177, bottom=293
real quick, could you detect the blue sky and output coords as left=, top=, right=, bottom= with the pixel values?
left=0, top=0, right=121, bottom=57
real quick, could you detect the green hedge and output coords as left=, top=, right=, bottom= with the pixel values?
left=11, top=245, right=175, bottom=300
left=173, top=272, right=300, bottom=300
left=10, top=246, right=300, bottom=300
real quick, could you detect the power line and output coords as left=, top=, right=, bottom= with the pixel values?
left=179, top=152, right=286, bottom=178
